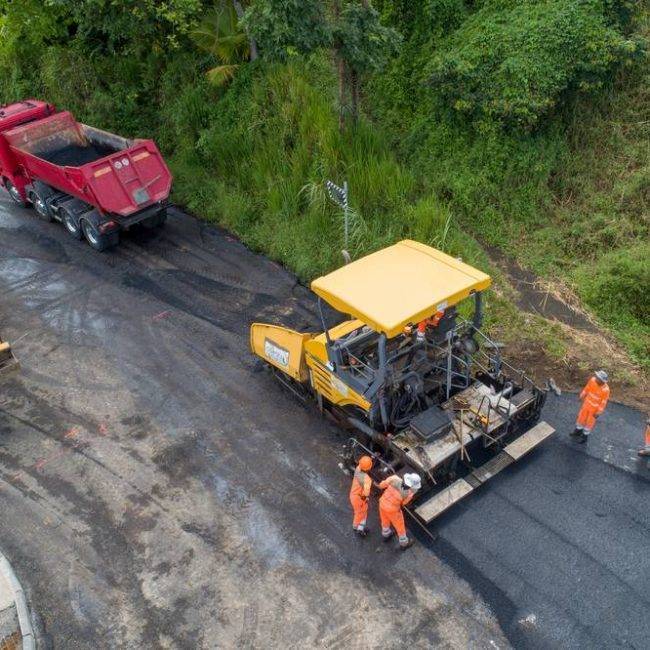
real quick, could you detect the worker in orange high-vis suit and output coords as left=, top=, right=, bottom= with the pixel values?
left=416, top=310, right=445, bottom=342
left=349, top=456, right=373, bottom=536
left=379, top=473, right=421, bottom=549
left=571, top=370, right=610, bottom=443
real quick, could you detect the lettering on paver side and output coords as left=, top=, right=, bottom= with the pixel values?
left=331, top=375, right=349, bottom=397
left=265, top=339, right=289, bottom=367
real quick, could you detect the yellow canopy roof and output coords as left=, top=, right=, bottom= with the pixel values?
left=311, top=240, right=491, bottom=338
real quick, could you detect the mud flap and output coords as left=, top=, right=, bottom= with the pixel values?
left=415, top=421, right=555, bottom=524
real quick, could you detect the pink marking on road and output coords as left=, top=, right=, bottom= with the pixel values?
left=34, top=449, right=68, bottom=472
left=153, top=310, right=172, bottom=321
left=64, top=426, right=80, bottom=440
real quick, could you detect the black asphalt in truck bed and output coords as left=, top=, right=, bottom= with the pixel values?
left=0, top=196, right=648, bottom=648
left=36, top=143, right=117, bottom=166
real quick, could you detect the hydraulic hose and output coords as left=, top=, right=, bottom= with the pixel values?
left=346, top=417, right=391, bottom=450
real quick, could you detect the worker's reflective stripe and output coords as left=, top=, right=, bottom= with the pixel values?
left=581, top=378, right=609, bottom=413
left=585, top=394, right=604, bottom=408
left=350, top=469, right=371, bottom=499
left=379, top=478, right=412, bottom=512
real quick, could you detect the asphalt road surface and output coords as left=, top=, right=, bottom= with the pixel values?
left=0, top=195, right=648, bottom=648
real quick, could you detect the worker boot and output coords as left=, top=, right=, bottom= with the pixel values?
left=570, top=428, right=582, bottom=437
left=637, top=447, right=650, bottom=457
left=399, top=538, right=414, bottom=551
left=577, top=432, right=589, bottom=444
left=355, top=527, right=369, bottom=538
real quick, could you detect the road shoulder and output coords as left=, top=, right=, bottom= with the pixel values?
left=0, top=550, right=35, bottom=650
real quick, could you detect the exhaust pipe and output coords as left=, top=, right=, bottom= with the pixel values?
left=346, top=417, right=391, bottom=450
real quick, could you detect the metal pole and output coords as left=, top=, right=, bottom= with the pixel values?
left=446, top=331, right=452, bottom=400
left=343, top=181, right=349, bottom=252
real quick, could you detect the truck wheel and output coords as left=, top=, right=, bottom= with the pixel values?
left=143, top=210, right=167, bottom=229
left=81, top=220, right=119, bottom=252
left=61, top=207, right=83, bottom=240
left=4, top=180, right=28, bottom=207
left=28, top=189, right=53, bottom=222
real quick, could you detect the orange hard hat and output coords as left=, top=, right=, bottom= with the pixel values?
left=358, top=456, right=373, bottom=471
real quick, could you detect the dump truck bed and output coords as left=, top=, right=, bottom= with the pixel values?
left=3, top=111, right=171, bottom=217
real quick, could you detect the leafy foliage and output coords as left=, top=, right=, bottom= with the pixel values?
left=191, top=2, right=250, bottom=86
left=242, top=0, right=331, bottom=61
left=427, top=0, right=645, bottom=130
left=334, top=3, right=401, bottom=74
left=50, top=0, right=205, bottom=52
left=244, top=1, right=400, bottom=73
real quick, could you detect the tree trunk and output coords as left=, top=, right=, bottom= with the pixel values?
left=333, top=0, right=345, bottom=132
left=350, top=68, right=359, bottom=124
left=337, top=54, right=346, bottom=133
left=231, top=0, right=258, bottom=61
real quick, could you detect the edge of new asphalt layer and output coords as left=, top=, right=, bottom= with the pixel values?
left=0, top=550, right=35, bottom=649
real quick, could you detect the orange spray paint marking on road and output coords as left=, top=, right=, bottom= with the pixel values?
left=64, top=426, right=80, bottom=440
left=99, top=422, right=109, bottom=436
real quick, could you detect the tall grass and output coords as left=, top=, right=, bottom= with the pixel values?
left=170, top=60, right=464, bottom=279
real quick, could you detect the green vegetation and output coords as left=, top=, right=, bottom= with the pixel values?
left=427, top=0, right=644, bottom=130
left=0, top=0, right=648, bottom=371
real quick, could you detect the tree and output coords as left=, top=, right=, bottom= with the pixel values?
left=43, top=0, right=205, bottom=54
left=191, top=1, right=251, bottom=86
left=242, top=0, right=330, bottom=62
left=333, top=1, right=400, bottom=127
left=243, top=0, right=400, bottom=130
left=230, top=0, right=258, bottom=60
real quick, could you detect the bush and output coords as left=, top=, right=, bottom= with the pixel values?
left=427, top=0, right=645, bottom=130
left=575, top=243, right=650, bottom=325
left=573, top=243, right=650, bottom=366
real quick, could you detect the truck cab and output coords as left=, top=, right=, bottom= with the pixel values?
left=0, top=100, right=55, bottom=200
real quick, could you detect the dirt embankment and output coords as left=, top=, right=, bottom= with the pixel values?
left=487, top=246, right=648, bottom=411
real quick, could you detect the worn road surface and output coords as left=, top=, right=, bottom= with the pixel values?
left=0, top=195, right=648, bottom=649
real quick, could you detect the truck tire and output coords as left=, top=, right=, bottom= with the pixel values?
left=4, top=180, right=28, bottom=207
left=27, top=187, right=53, bottom=222
left=61, top=206, right=83, bottom=240
left=81, top=219, right=119, bottom=252
left=142, top=209, right=167, bottom=229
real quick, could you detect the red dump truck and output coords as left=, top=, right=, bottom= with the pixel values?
left=0, top=99, right=172, bottom=251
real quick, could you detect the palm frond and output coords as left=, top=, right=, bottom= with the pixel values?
left=206, top=64, right=240, bottom=87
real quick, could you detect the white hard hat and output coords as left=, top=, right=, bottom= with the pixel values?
left=403, top=473, right=421, bottom=491
left=595, top=369, right=608, bottom=383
